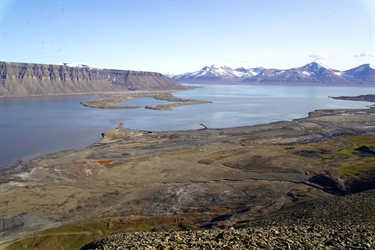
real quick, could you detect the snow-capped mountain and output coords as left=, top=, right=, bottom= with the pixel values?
left=244, top=62, right=349, bottom=85
left=173, top=62, right=374, bottom=86
left=234, top=67, right=265, bottom=77
left=342, top=64, right=375, bottom=83
left=172, top=64, right=265, bottom=84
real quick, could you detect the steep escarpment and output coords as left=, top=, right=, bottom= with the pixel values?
left=0, top=62, right=186, bottom=97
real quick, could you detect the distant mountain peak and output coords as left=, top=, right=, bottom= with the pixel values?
left=345, top=64, right=371, bottom=72
left=309, top=61, right=329, bottom=68
left=357, top=63, right=371, bottom=69
left=301, top=61, right=329, bottom=71
left=172, top=64, right=266, bottom=83
left=342, top=63, right=375, bottom=82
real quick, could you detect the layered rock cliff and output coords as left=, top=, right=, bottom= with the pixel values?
left=0, top=62, right=186, bottom=97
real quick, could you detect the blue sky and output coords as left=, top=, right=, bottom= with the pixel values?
left=1, top=0, right=374, bottom=74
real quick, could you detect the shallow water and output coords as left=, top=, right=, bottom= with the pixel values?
left=0, top=85, right=374, bottom=168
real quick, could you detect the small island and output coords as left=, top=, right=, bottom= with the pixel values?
left=80, top=90, right=212, bottom=110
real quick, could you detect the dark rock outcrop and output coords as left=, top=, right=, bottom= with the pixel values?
left=308, top=174, right=345, bottom=195
left=0, top=62, right=186, bottom=97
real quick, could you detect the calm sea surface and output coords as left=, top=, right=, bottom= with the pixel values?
left=1, top=85, right=374, bottom=168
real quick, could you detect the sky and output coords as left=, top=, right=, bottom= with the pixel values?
left=0, top=0, right=374, bottom=74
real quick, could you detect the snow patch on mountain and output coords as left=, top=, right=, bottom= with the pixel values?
left=313, top=61, right=332, bottom=69
left=62, top=62, right=104, bottom=69
left=275, top=71, right=285, bottom=76
left=172, top=64, right=266, bottom=82
left=249, top=67, right=265, bottom=76
left=354, top=66, right=366, bottom=73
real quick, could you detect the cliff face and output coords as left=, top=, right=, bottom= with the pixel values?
left=0, top=62, right=185, bottom=97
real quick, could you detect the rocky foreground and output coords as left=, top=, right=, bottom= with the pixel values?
left=83, top=190, right=375, bottom=249
left=84, top=224, right=374, bottom=249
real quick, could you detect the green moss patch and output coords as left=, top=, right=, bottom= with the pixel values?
left=3, top=215, right=197, bottom=250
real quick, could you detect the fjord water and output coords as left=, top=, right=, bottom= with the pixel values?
left=0, top=85, right=374, bottom=168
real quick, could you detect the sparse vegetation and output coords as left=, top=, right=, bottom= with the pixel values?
left=1, top=107, right=374, bottom=250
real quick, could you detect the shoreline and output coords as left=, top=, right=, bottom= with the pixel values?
left=1, top=91, right=374, bottom=170
left=0, top=87, right=206, bottom=169
left=0, top=103, right=374, bottom=247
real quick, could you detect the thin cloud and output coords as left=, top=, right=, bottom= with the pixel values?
left=309, top=53, right=327, bottom=61
left=354, top=52, right=375, bottom=57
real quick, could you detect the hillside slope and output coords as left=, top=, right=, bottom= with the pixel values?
left=0, top=62, right=186, bottom=97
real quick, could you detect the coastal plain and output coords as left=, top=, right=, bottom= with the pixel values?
left=1, top=93, right=375, bottom=249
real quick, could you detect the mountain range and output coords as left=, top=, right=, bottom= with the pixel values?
left=172, top=62, right=375, bottom=86
left=1, top=61, right=373, bottom=98
left=0, top=62, right=186, bottom=97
